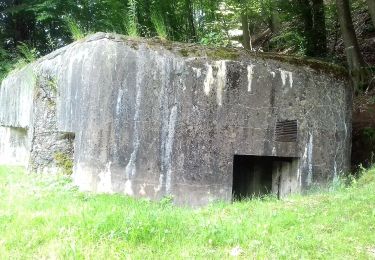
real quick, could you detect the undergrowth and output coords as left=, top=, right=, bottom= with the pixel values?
left=0, top=165, right=374, bottom=258
left=0, top=43, right=38, bottom=81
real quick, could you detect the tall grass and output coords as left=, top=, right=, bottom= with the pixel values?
left=65, top=17, right=85, bottom=41
left=125, top=0, right=139, bottom=37
left=11, top=43, right=38, bottom=70
left=0, top=165, right=374, bottom=258
left=151, top=12, right=168, bottom=39
left=0, top=43, right=38, bottom=81
left=17, top=43, right=38, bottom=63
left=0, top=50, right=14, bottom=81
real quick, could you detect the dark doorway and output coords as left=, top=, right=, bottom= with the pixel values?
left=232, top=155, right=298, bottom=200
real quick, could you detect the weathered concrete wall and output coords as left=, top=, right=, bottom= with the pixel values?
left=0, top=33, right=352, bottom=205
left=0, top=127, right=29, bottom=166
left=0, top=65, right=35, bottom=128
left=0, top=66, right=35, bottom=167
left=28, top=73, right=75, bottom=174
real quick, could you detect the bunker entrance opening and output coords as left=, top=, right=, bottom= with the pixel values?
left=232, top=155, right=299, bottom=200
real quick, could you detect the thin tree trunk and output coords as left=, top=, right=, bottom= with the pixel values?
left=241, top=12, right=251, bottom=50
left=260, top=0, right=280, bottom=34
left=270, top=10, right=281, bottom=34
left=300, top=0, right=327, bottom=57
left=336, top=0, right=368, bottom=89
left=300, top=0, right=314, bottom=55
left=311, top=0, right=327, bottom=56
left=332, top=15, right=340, bottom=53
left=367, top=0, right=375, bottom=29
left=186, top=0, right=196, bottom=42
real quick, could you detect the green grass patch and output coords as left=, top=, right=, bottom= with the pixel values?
left=0, top=165, right=374, bottom=258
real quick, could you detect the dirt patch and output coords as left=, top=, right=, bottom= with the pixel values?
left=352, top=93, right=375, bottom=169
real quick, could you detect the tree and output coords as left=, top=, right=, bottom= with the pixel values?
left=1, top=0, right=36, bottom=49
left=241, top=10, right=252, bottom=50
left=336, top=0, right=368, bottom=89
left=367, top=0, right=375, bottom=29
left=269, top=5, right=280, bottom=33
left=299, top=0, right=327, bottom=57
left=236, top=0, right=275, bottom=50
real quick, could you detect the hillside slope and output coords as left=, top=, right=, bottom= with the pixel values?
left=0, top=166, right=374, bottom=259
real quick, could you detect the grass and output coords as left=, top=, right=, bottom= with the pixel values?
left=125, top=0, right=139, bottom=37
left=0, top=166, right=374, bottom=259
left=151, top=12, right=168, bottom=40
left=65, top=18, right=86, bottom=41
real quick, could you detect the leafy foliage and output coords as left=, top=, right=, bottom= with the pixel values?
left=269, top=31, right=306, bottom=55
left=0, top=0, right=373, bottom=85
left=0, top=42, right=37, bottom=81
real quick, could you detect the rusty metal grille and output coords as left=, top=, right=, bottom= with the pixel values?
left=275, top=120, right=298, bottom=142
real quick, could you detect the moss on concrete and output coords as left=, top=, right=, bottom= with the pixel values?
left=142, top=34, right=348, bottom=78
left=54, top=152, right=73, bottom=175
left=179, top=49, right=190, bottom=57
left=46, top=76, right=58, bottom=94
left=206, top=48, right=240, bottom=60
left=253, top=52, right=348, bottom=79
left=3, top=32, right=348, bottom=92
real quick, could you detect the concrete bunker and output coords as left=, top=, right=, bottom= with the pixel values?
left=0, top=127, right=29, bottom=166
left=0, top=33, right=352, bottom=206
left=232, top=155, right=299, bottom=199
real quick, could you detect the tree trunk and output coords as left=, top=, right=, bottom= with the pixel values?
left=186, top=0, right=197, bottom=42
left=300, top=0, right=327, bottom=57
left=336, top=0, right=368, bottom=89
left=252, top=28, right=272, bottom=46
left=270, top=10, right=281, bottom=34
left=260, top=0, right=280, bottom=34
left=241, top=12, right=251, bottom=50
left=311, top=0, right=327, bottom=56
left=367, top=0, right=375, bottom=29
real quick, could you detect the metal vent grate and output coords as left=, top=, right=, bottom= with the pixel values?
left=275, top=120, right=298, bottom=142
